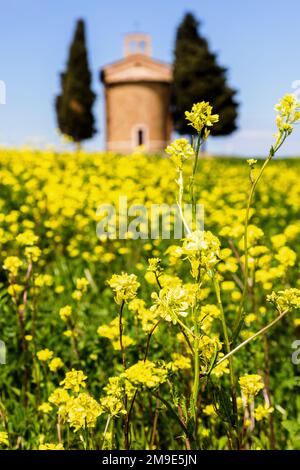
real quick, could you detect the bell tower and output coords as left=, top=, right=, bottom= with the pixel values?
left=124, top=33, right=152, bottom=57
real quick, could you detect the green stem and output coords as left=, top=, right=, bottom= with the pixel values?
left=150, top=391, right=192, bottom=440
left=213, top=274, right=239, bottom=447
left=190, top=135, right=202, bottom=221
left=119, top=301, right=126, bottom=370
left=192, top=307, right=200, bottom=421
left=217, top=308, right=289, bottom=367
left=234, top=132, right=288, bottom=336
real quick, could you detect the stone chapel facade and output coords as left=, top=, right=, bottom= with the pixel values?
left=101, top=34, right=172, bottom=153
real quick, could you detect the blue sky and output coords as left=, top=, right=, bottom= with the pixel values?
left=0, top=0, right=300, bottom=155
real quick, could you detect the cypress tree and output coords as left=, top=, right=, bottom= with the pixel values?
left=56, top=19, right=96, bottom=145
left=172, top=13, right=238, bottom=137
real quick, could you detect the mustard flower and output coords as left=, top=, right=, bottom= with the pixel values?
left=49, top=357, right=64, bottom=372
left=100, top=395, right=127, bottom=417
left=147, top=257, right=163, bottom=275
left=37, top=349, right=54, bottom=362
left=60, top=369, right=87, bottom=392
left=185, top=102, right=219, bottom=135
left=7, top=284, right=23, bottom=297
left=275, top=94, right=300, bottom=137
left=48, top=387, right=70, bottom=406
left=167, top=353, right=191, bottom=372
left=38, top=403, right=52, bottom=414
left=25, top=246, right=41, bottom=262
left=3, top=256, right=22, bottom=276
left=59, top=305, right=72, bottom=322
left=76, top=277, right=89, bottom=291
left=182, top=230, right=221, bottom=278
left=122, top=360, right=168, bottom=388
left=63, top=329, right=78, bottom=338
left=165, top=138, right=195, bottom=168
left=62, top=393, right=102, bottom=431
left=275, top=246, right=296, bottom=268
left=0, top=432, right=9, bottom=446
left=247, top=159, right=257, bottom=168
left=72, top=290, right=82, bottom=301
left=107, top=272, right=140, bottom=305
left=150, top=285, right=189, bottom=324
left=267, top=288, right=300, bottom=312
left=254, top=404, right=274, bottom=421
left=39, top=443, right=64, bottom=450
left=239, top=374, right=264, bottom=402
left=16, top=230, right=38, bottom=246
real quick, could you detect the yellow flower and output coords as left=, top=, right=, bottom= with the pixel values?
left=122, top=360, right=167, bottom=388
left=150, top=285, right=189, bottom=324
left=239, top=374, right=264, bottom=402
left=39, top=443, right=64, bottom=450
left=48, top=388, right=70, bottom=406
left=25, top=335, right=33, bottom=342
left=37, top=349, right=54, bottom=362
left=185, top=102, right=219, bottom=135
left=38, top=403, right=53, bottom=414
left=275, top=246, right=296, bottom=268
left=55, top=285, right=65, bottom=294
left=76, top=277, right=89, bottom=291
left=0, top=432, right=9, bottom=446
left=3, top=256, right=22, bottom=276
left=107, top=272, right=140, bottom=305
left=167, top=353, right=191, bottom=372
left=275, top=94, right=300, bottom=137
left=267, top=288, right=300, bottom=311
left=72, top=290, right=82, bottom=301
left=203, top=404, right=217, bottom=418
left=7, top=284, right=24, bottom=296
left=182, top=230, right=220, bottom=277
left=254, top=404, right=274, bottom=421
left=49, top=357, right=64, bottom=372
left=16, top=230, right=38, bottom=246
left=25, top=246, right=41, bottom=262
left=60, top=369, right=87, bottom=392
left=63, top=329, right=78, bottom=338
left=61, top=393, right=102, bottom=431
left=59, top=305, right=72, bottom=321
left=165, top=138, right=195, bottom=168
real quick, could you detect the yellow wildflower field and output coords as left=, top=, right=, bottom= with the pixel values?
left=0, top=99, right=300, bottom=450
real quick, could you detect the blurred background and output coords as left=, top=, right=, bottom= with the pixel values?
left=0, top=0, right=300, bottom=155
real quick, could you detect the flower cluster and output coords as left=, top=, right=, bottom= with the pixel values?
left=275, top=94, right=300, bottom=137
left=60, top=369, right=87, bottom=392
left=59, top=305, right=72, bottom=322
left=165, top=138, right=195, bottom=169
left=39, top=443, right=64, bottom=450
left=3, top=256, right=22, bottom=277
left=181, top=230, right=221, bottom=278
left=150, top=285, right=189, bottom=324
left=37, top=349, right=53, bottom=362
left=0, top=432, right=9, bottom=446
left=239, top=374, right=264, bottom=403
left=254, top=404, right=274, bottom=421
left=185, top=102, right=219, bottom=136
left=267, top=288, right=300, bottom=312
left=100, top=376, right=135, bottom=417
left=122, top=360, right=168, bottom=388
left=61, top=392, right=102, bottom=431
left=107, top=272, right=140, bottom=305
